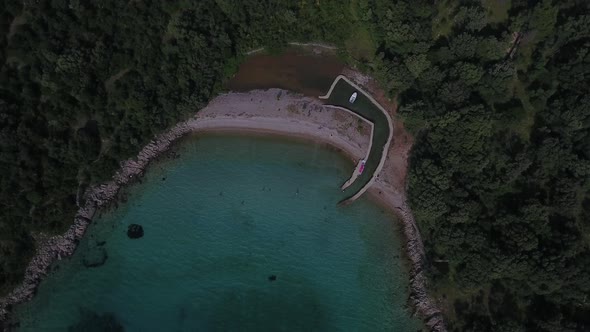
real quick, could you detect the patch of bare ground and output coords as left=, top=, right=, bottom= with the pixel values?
left=104, top=67, right=131, bottom=89
left=7, top=14, right=27, bottom=41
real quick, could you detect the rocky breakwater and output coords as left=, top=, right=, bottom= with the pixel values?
left=396, top=199, right=446, bottom=332
left=0, top=120, right=195, bottom=325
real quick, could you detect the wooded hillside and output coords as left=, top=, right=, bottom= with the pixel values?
left=368, top=0, right=590, bottom=330
left=1, top=1, right=589, bottom=330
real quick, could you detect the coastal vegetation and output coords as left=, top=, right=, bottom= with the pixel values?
left=1, top=0, right=589, bottom=331
left=372, top=1, right=590, bottom=331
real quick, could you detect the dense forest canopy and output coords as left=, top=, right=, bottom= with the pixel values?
left=1, top=0, right=589, bottom=331
left=375, top=0, right=590, bottom=331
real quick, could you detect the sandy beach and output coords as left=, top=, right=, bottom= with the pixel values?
left=190, top=90, right=370, bottom=162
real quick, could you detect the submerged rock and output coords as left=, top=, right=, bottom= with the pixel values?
left=82, top=247, right=108, bottom=268
left=68, top=310, right=124, bottom=332
left=268, top=275, right=277, bottom=282
left=127, top=224, right=144, bottom=239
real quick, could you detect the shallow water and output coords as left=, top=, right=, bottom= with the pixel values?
left=14, top=134, right=420, bottom=331
left=226, top=48, right=344, bottom=97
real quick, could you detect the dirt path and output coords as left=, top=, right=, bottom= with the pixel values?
left=104, top=67, right=132, bottom=89
left=245, top=42, right=338, bottom=55
left=288, top=42, right=338, bottom=50
left=7, top=14, right=27, bottom=41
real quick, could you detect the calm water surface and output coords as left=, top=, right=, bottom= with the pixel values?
left=15, top=135, right=420, bottom=331
left=226, top=48, right=344, bottom=96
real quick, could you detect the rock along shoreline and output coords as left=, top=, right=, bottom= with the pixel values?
left=0, top=89, right=445, bottom=331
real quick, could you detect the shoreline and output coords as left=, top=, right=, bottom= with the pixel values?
left=189, top=128, right=361, bottom=162
left=0, top=88, right=444, bottom=331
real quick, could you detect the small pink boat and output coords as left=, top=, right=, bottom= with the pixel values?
left=359, top=160, right=366, bottom=174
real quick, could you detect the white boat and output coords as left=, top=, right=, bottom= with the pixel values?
left=349, top=92, right=357, bottom=103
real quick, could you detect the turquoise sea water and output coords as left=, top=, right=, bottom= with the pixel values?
left=14, top=134, right=420, bottom=331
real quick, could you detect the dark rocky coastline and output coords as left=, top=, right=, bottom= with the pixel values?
left=397, top=200, right=446, bottom=332
left=0, top=119, right=194, bottom=325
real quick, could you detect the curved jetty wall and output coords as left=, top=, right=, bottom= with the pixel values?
left=319, top=75, right=394, bottom=204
